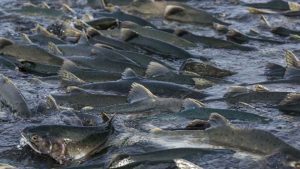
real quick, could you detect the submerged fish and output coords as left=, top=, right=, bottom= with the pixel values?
left=51, top=87, right=127, bottom=109
left=164, top=5, right=229, bottom=26
left=144, top=62, right=214, bottom=89
left=21, top=116, right=114, bottom=164
left=173, top=29, right=256, bottom=51
left=0, top=74, right=31, bottom=118
left=121, top=22, right=196, bottom=48
left=120, top=28, right=194, bottom=59
left=93, top=83, right=203, bottom=114
left=73, top=68, right=208, bottom=100
left=0, top=38, right=64, bottom=66
left=243, top=0, right=290, bottom=11
left=95, top=8, right=156, bottom=28
left=278, top=93, right=300, bottom=115
left=11, top=5, right=66, bottom=18
left=110, top=148, right=233, bottom=169
left=180, top=59, right=236, bottom=78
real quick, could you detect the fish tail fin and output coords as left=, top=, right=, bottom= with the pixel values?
left=264, top=63, right=286, bottom=79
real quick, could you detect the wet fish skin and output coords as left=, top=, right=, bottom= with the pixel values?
left=11, top=5, right=66, bottom=18
left=95, top=83, right=186, bottom=114
left=78, top=70, right=208, bottom=100
left=271, top=27, right=300, bottom=37
left=17, top=61, right=60, bottom=76
left=86, top=17, right=119, bottom=30
left=0, top=74, right=31, bottom=118
left=164, top=5, right=229, bottom=26
left=242, top=0, right=290, bottom=11
left=121, top=28, right=194, bottom=59
left=121, top=22, right=196, bottom=48
left=174, top=29, right=256, bottom=51
left=180, top=59, right=235, bottom=78
left=110, top=148, right=234, bottom=169
left=95, top=9, right=156, bottom=28
left=0, top=43, right=64, bottom=66
left=21, top=119, right=113, bottom=164
left=51, top=88, right=127, bottom=109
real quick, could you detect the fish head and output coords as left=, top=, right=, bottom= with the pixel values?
left=164, top=5, right=187, bottom=22
left=21, top=126, right=53, bottom=154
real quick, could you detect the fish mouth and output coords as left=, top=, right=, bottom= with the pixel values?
left=20, top=133, right=42, bottom=154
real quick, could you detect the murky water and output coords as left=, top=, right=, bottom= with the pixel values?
left=0, top=0, right=299, bottom=168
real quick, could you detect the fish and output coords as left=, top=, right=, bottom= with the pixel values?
left=242, top=0, right=290, bottom=11
left=92, top=83, right=203, bottom=114
left=0, top=38, right=64, bottom=66
left=278, top=93, right=300, bottom=115
left=10, top=4, right=67, bottom=18
left=205, top=113, right=300, bottom=164
left=88, top=29, right=140, bottom=52
left=271, top=26, right=300, bottom=37
left=172, top=29, right=256, bottom=51
left=153, top=113, right=300, bottom=168
left=17, top=60, right=60, bottom=76
left=59, top=60, right=121, bottom=82
left=144, top=62, right=214, bottom=89
left=109, top=148, right=233, bottom=169
left=174, top=159, right=203, bottom=169
left=0, top=74, right=31, bottom=118
left=221, top=85, right=292, bottom=104
left=21, top=115, right=114, bottom=164
left=121, top=22, right=196, bottom=48
left=72, top=68, right=208, bottom=100
left=94, top=8, right=156, bottom=28
left=226, top=29, right=285, bottom=44
left=86, top=17, right=119, bottom=30
left=120, top=28, right=195, bottom=59
left=164, top=5, right=230, bottom=26
left=0, top=56, right=17, bottom=70
left=136, top=97, right=270, bottom=126
left=180, top=59, right=236, bottom=78
left=51, top=86, right=127, bottom=109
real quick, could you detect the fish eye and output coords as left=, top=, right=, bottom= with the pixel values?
left=31, top=135, right=38, bottom=141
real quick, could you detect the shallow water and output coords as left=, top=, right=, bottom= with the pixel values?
left=0, top=0, right=300, bottom=169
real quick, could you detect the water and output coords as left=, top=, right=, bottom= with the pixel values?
left=0, top=0, right=299, bottom=168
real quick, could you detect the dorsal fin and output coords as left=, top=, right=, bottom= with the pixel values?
left=285, top=50, right=300, bottom=68
left=33, top=24, right=55, bottom=38
left=46, top=95, right=59, bottom=110
left=145, top=62, right=170, bottom=78
left=62, top=3, right=76, bottom=14
left=127, top=83, right=156, bottom=103
left=174, top=159, right=203, bottom=169
left=279, top=93, right=300, bottom=106
left=260, top=15, right=271, bottom=28
left=48, top=42, right=63, bottom=56
left=58, top=69, right=85, bottom=87
left=182, top=98, right=205, bottom=110
left=254, top=84, right=269, bottom=92
left=121, top=68, right=137, bottom=79
left=120, top=28, right=139, bottom=41
left=40, top=2, right=50, bottom=9
left=82, top=13, right=94, bottom=22
left=78, top=31, right=89, bottom=44
left=21, top=33, right=33, bottom=44
left=164, top=5, right=185, bottom=18
left=208, top=113, right=230, bottom=127
left=0, top=38, right=14, bottom=49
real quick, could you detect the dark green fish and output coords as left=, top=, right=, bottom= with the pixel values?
left=180, top=59, right=236, bottom=78
left=164, top=5, right=230, bottom=26
left=271, top=26, right=300, bottom=37
left=0, top=74, right=31, bottom=118
left=11, top=5, right=66, bottom=18
left=21, top=117, right=113, bottom=164
left=173, top=29, right=256, bottom=51
left=95, top=8, right=156, bottom=28
left=87, top=17, right=119, bottom=30
left=121, top=28, right=194, bottom=59
left=278, top=93, right=300, bottom=115
left=51, top=87, right=127, bottom=109
left=73, top=68, right=208, bottom=100
left=93, top=83, right=203, bottom=114
left=0, top=38, right=64, bottom=66
left=110, top=148, right=234, bottom=169
left=243, top=0, right=290, bottom=11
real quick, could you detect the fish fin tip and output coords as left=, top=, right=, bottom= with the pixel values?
left=145, top=62, right=170, bottom=78
left=127, top=83, right=156, bottom=103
